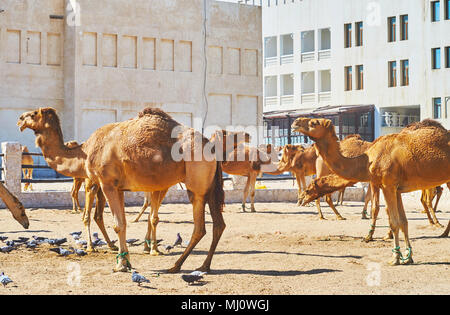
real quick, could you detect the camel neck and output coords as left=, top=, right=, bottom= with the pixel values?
left=314, top=133, right=370, bottom=182
left=35, top=130, right=87, bottom=178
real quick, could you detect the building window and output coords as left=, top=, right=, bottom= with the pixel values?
left=356, top=65, right=364, bottom=90
left=446, top=0, right=450, bottom=19
left=433, top=97, right=442, bottom=119
left=400, top=60, right=409, bottom=86
left=432, top=47, right=441, bottom=69
left=344, top=66, right=352, bottom=91
left=446, top=46, right=450, bottom=68
left=388, top=17, right=396, bottom=42
left=431, top=1, right=440, bottom=22
left=388, top=61, right=397, bottom=87
left=355, top=22, right=363, bottom=46
left=400, top=15, right=408, bottom=40
left=344, top=23, right=352, bottom=48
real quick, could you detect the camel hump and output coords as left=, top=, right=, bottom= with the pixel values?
left=21, top=145, right=29, bottom=153
left=405, top=119, right=447, bottom=132
left=138, top=108, right=174, bottom=121
left=343, top=134, right=363, bottom=140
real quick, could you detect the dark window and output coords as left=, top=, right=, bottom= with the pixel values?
left=355, top=22, right=363, bottom=46
left=356, top=65, right=364, bottom=90
left=344, top=23, right=352, bottom=48
left=445, top=46, right=450, bottom=68
left=345, top=66, right=352, bottom=91
left=446, top=0, right=450, bottom=19
left=432, top=47, right=441, bottom=69
left=401, top=60, right=409, bottom=86
left=388, top=17, right=396, bottom=42
left=388, top=61, right=397, bottom=87
left=400, top=15, right=408, bottom=40
left=433, top=98, right=442, bottom=119
left=432, top=1, right=440, bottom=22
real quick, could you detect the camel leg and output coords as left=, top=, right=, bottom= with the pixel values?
left=28, top=169, right=33, bottom=191
left=315, top=199, right=325, bottom=220
left=335, top=188, right=345, bottom=206
left=143, top=190, right=168, bottom=255
left=22, top=169, right=28, bottom=191
left=420, top=190, right=435, bottom=225
left=295, top=175, right=303, bottom=206
left=70, top=179, right=83, bottom=213
left=430, top=188, right=443, bottom=227
left=197, top=190, right=226, bottom=273
left=362, top=184, right=372, bottom=219
left=241, top=176, right=251, bottom=212
left=325, top=194, right=345, bottom=220
left=364, top=184, right=380, bottom=242
left=101, top=185, right=130, bottom=272
left=249, top=172, right=257, bottom=212
left=132, top=193, right=150, bottom=223
left=396, top=192, right=413, bottom=265
left=439, top=221, right=450, bottom=238
left=382, top=187, right=412, bottom=266
left=168, top=192, right=207, bottom=273
left=93, top=188, right=118, bottom=251
left=83, top=179, right=98, bottom=253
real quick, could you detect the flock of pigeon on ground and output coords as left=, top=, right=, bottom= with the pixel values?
left=0, top=231, right=205, bottom=288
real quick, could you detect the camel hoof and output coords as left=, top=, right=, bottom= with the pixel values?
left=113, top=265, right=130, bottom=273
left=86, top=247, right=97, bottom=253
left=337, top=216, right=346, bottom=221
left=319, top=217, right=326, bottom=221
left=438, top=232, right=449, bottom=238
left=401, top=257, right=414, bottom=265
left=150, top=249, right=163, bottom=256
left=388, top=258, right=401, bottom=266
left=167, top=265, right=181, bottom=274
left=435, top=223, right=444, bottom=228
left=109, top=245, right=119, bottom=251
left=250, top=207, right=256, bottom=213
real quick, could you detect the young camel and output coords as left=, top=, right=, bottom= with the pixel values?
left=0, top=182, right=29, bottom=229
left=19, top=107, right=226, bottom=273
left=210, top=130, right=274, bottom=212
left=21, top=146, right=34, bottom=191
left=292, top=118, right=450, bottom=265
left=18, top=111, right=117, bottom=252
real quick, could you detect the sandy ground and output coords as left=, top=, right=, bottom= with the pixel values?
left=0, top=192, right=449, bottom=295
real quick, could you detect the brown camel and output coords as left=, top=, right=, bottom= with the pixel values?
left=65, top=141, right=84, bottom=214
left=21, top=145, right=34, bottom=191
left=19, top=107, right=226, bottom=273
left=0, top=182, right=29, bottom=229
left=210, top=130, right=274, bottom=212
left=292, top=118, right=450, bottom=265
left=276, top=144, right=317, bottom=204
left=17, top=110, right=117, bottom=253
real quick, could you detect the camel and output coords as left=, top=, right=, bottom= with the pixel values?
left=17, top=111, right=117, bottom=253
left=0, top=182, right=29, bottom=229
left=210, top=130, right=273, bottom=212
left=292, top=117, right=450, bottom=265
left=18, top=107, right=226, bottom=273
left=21, top=146, right=34, bottom=191
left=65, top=141, right=84, bottom=214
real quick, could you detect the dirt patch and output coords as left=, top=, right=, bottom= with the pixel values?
left=0, top=199, right=449, bottom=295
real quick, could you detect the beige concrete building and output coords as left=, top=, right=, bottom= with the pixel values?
left=0, top=0, right=262, bottom=151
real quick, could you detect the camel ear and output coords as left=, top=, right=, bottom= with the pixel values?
left=37, top=108, right=43, bottom=117
left=324, top=119, right=333, bottom=129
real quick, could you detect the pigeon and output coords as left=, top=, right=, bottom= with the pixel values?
left=181, top=271, right=207, bottom=285
left=26, top=240, right=38, bottom=249
left=32, top=236, right=47, bottom=242
left=5, top=241, right=16, bottom=247
left=69, top=231, right=82, bottom=237
left=17, top=237, right=29, bottom=242
left=0, top=273, right=13, bottom=287
left=69, top=247, right=87, bottom=256
left=75, top=239, right=87, bottom=246
left=173, top=233, right=182, bottom=247
left=131, top=271, right=150, bottom=286
left=0, top=236, right=8, bottom=242
left=0, top=246, right=14, bottom=253
left=47, top=238, right=67, bottom=246
left=49, top=247, right=73, bottom=257
left=126, top=238, right=139, bottom=245
left=164, top=245, right=173, bottom=252
left=91, top=233, right=106, bottom=247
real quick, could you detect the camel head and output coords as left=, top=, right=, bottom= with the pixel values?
left=291, top=118, right=334, bottom=140
left=276, top=144, right=304, bottom=170
left=10, top=200, right=29, bottom=229
left=17, top=107, right=60, bottom=134
left=210, top=130, right=251, bottom=154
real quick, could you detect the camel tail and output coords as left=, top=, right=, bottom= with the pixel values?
left=208, top=162, right=225, bottom=213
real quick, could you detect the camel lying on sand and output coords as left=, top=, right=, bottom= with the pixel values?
left=18, top=107, right=225, bottom=273
left=292, top=118, right=450, bottom=265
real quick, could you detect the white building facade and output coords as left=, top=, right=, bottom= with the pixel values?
left=262, top=0, right=450, bottom=146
